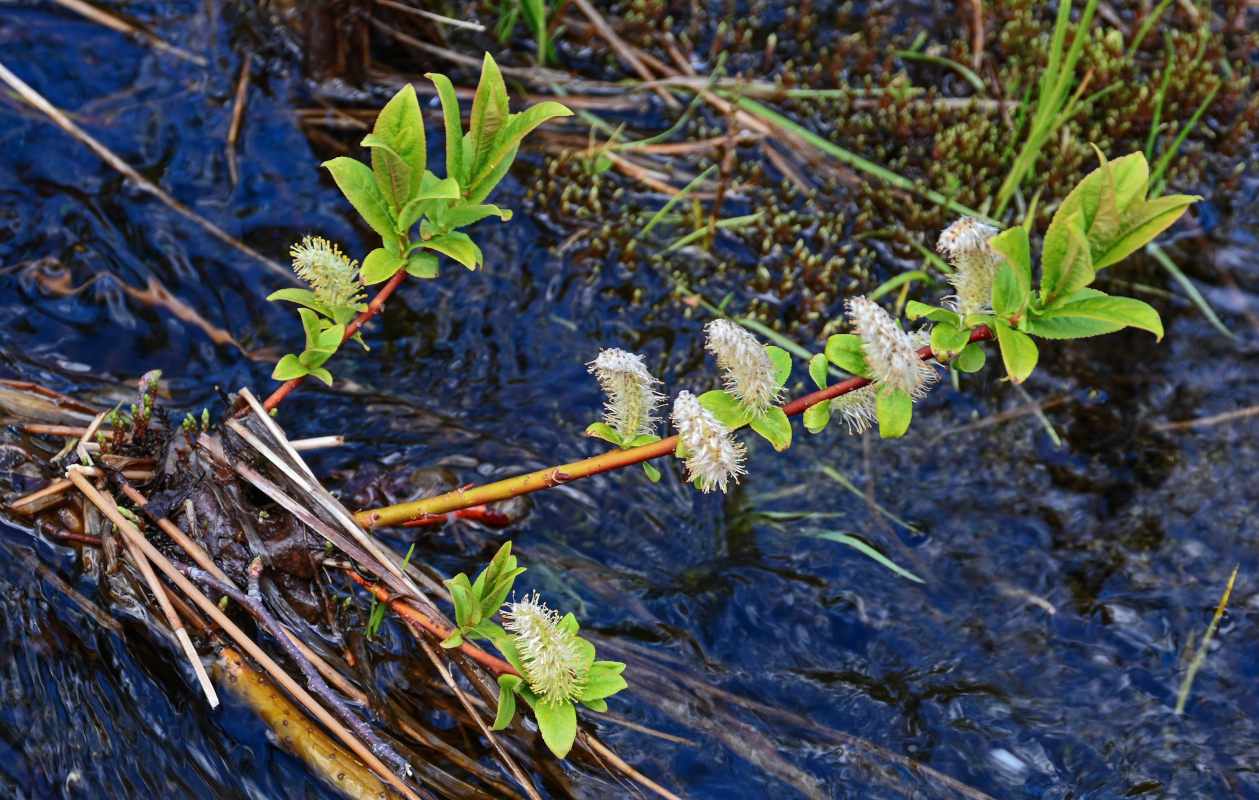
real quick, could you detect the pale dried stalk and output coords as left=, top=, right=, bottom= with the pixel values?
left=64, top=470, right=424, bottom=800
left=67, top=468, right=218, bottom=707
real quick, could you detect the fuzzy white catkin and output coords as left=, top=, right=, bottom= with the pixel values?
left=502, top=594, right=589, bottom=705
left=671, top=390, right=746, bottom=493
left=936, top=217, right=1003, bottom=317
left=831, top=384, right=879, bottom=435
left=846, top=296, right=938, bottom=401
left=704, top=319, right=781, bottom=415
left=289, top=236, right=364, bottom=308
left=588, top=349, right=663, bottom=440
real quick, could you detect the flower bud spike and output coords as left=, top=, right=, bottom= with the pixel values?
left=845, top=296, right=938, bottom=401
left=588, top=349, right=663, bottom=441
left=936, top=217, right=1003, bottom=317
left=502, top=593, right=590, bottom=706
left=290, top=236, right=365, bottom=308
left=671, top=390, right=746, bottom=493
left=832, top=384, right=879, bottom=435
left=704, top=319, right=781, bottom=415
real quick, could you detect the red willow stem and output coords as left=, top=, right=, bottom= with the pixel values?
left=344, top=569, right=520, bottom=678
left=261, top=268, right=410, bottom=412
left=357, top=326, right=995, bottom=528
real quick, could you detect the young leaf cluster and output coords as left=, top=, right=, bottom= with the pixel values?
left=911, top=150, right=1196, bottom=385
left=440, top=543, right=626, bottom=759
left=268, top=54, right=572, bottom=386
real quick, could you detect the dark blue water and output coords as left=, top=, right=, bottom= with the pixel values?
left=3, top=3, right=1259, bottom=799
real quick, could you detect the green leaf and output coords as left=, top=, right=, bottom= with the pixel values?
left=579, top=670, right=628, bottom=702
left=493, top=634, right=528, bottom=677
left=930, top=322, right=971, bottom=360
left=697, top=389, right=751, bottom=429
left=875, top=386, right=912, bottom=438
left=580, top=698, right=608, bottom=712
left=808, top=353, right=828, bottom=389
left=466, top=144, right=519, bottom=204
left=626, top=433, right=661, bottom=447
left=905, top=301, right=961, bottom=327
left=426, top=71, right=466, bottom=187
left=406, top=251, right=439, bottom=279
left=812, top=532, right=925, bottom=582
left=803, top=401, right=831, bottom=434
left=437, top=203, right=513, bottom=231
left=469, top=53, right=510, bottom=190
left=361, top=134, right=413, bottom=216
left=1089, top=145, right=1121, bottom=247
left=1093, top=194, right=1199, bottom=271
left=272, top=353, right=311, bottom=381
left=492, top=675, right=521, bottom=730
left=305, top=366, right=333, bottom=386
left=953, top=342, right=987, bottom=373
left=439, top=629, right=463, bottom=648
left=361, top=248, right=405, bottom=285
left=467, top=101, right=573, bottom=200
left=266, top=288, right=332, bottom=317
left=749, top=406, right=791, bottom=451
left=423, top=232, right=482, bottom=270
left=1039, top=294, right=1163, bottom=339
left=1041, top=211, right=1095, bottom=307
left=534, top=700, right=577, bottom=758
left=366, top=84, right=425, bottom=211
left=765, top=346, right=791, bottom=387
left=991, top=261, right=1027, bottom=322
left=824, top=334, right=871, bottom=378
left=994, top=319, right=1038, bottom=383
left=988, top=226, right=1032, bottom=296
left=322, top=157, right=397, bottom=240
left=1023, top=316, right=1123, bottom=339
left=396, top=174, right=463, bottom=232
left=417, top=175, right=462, bottom=201
left=481, top=570, right=526, bottom=619
left=642, top=462, right=661, bottom=482
left=585, top=422, right=623, bottom=446
left=297, top=308, right=327, bottom=349
left=445, top=575, right=478, bottom=629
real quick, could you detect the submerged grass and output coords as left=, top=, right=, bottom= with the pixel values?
left=1175, top=565, right=1239, bottom=715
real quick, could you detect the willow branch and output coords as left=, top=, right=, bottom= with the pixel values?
left=357, top=326, right=995, bottom=528
left=261, top=268, right=410, bottom=412
left=344, top=569, right=520, bottom=678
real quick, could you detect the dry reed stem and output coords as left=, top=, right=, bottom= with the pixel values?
left=226, top=46, right=253, bottom=186
left=64, top=470, right=425, bottom=800
left=49, top=0, right=205, bottom=65
left=0, top=60, right=290, bottom=282
left=67, top=468, right=219, bottom=707
left=412, top=636, right=544, bottom=800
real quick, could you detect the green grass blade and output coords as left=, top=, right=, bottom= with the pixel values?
left=736, top=97, right=988, bottom=221
left=821, top=466, right=919, bottom=533
left=895, top=50, right=985, bottom=94
left=811, top=531, right=925, bottom=583
left=1146, top=242, right=1236, bottom=340
left=662, top=212, right=762, bottom=252
left=1149, top=80, right=1220, bottom=191
left=638, top=164, right=717, bottom=238
left=870, top=270, right=931, bottom=301
left=1175, top=565, right=1238, bottom=714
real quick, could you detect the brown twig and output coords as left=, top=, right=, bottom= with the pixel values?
left=345, top=569, right=520, bottom=678
left=226, top=47, right=253, bottom=186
